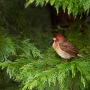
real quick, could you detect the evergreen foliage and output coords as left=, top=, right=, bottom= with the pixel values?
left=0, top=27, right=90, bottom=90
left=25, top=0, right=90, bottom=16
left=0, top=0, right=90, bottom=90
left=0, top=45, right=90, bottom=90
left=0, top=35, right=15, bottom=62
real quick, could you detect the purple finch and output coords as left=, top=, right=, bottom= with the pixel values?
left=52, top=34, right=82, bottom=61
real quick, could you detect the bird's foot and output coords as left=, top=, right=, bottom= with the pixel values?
left=66, top=60, right=69, bottom=62
left=66, top=59, right=71, bottom=62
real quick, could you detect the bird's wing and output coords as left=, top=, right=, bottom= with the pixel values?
left=59, top=41, right=80, bottom=56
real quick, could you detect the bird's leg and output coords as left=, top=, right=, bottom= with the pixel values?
left=66, top=59, right=71, bottom=62
left=66, top=59, right=69, bottom=62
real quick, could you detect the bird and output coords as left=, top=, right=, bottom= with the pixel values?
left=52, top=34, right=82, bottom=61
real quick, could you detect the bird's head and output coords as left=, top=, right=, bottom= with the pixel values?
left=53, top=34, right=66, bottom=43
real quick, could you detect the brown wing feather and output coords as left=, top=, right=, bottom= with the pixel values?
left=59, top=41, right=80, bottom=56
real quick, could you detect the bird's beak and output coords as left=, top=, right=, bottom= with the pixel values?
left=53, top=37, right=56, bottom=40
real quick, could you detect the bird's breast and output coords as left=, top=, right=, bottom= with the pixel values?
left=52, top=42, right=75, bottom=59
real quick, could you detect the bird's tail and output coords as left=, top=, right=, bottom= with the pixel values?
left=77, top=54, right=84, bottom=57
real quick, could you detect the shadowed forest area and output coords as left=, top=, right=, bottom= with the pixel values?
left=0, top=0, right=90, bottom=90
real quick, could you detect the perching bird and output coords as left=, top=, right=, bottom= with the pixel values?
left=52, top=34, right=82, bottom=61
